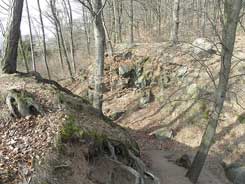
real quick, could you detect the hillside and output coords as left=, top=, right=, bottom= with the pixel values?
left=64, top=36, right=245, bottom=184
left=0, top=73, right=161, bottom=184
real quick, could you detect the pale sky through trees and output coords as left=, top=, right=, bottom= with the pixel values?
left=0, top=0, right=81, bottom=49
left=0, top=0, right=48, bottom=49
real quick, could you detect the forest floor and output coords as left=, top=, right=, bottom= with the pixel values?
left=63, top=35, right=245, bottom=184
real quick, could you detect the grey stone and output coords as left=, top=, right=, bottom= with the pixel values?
left=192, top=38, right=216, bottom=57
left=110, top=111, right=125, bottom=121
left=150, top=128, right=175, bottom=140
left=135, top=75, right=151, bottom=89
left=187, top=83, right=199, bottom=97
left=114, top=51, right=133, bottom=62
left=117, top=78, right=130, bottom=89
left=139, top=90, right=153, bottom=107
left=223, top=162, right=245, bottom=184
left=175, top=154, right=191, bottom=169
left=119, top=64, right=134, bottom=78
left=159, top=74, right=171, bottom=89
left=177, top=66, right=188, bottom=78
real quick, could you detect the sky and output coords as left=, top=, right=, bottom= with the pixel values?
left=0, top=0, right=49, bottom=50
left=0, top=0, right=82, bottom=50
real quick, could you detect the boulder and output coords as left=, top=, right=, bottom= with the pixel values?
left=139, top=90, right=154, bottom=108
left=119, top=64, right=134, bottom=78
left=177, top=66, right=188, bottom=78
left=150, top=128, right=175, bottom=140
left=238, top=113, right=245, bottom=124
left=159, top=74, right=171, bottom=90
left=175, top=154, right=191, bottom=169
left=222, top=162, right=245, bottom=184
left=135, top=75, right=151, bottom=89
left=114, top=51, right=133, bottom=62
left=117, top=78, right=130, bottom=89
left=110, top=111, right=125, bottom=121
left=187, top=83, right=199, bottom=97
left=192, top=38, right=216, bottom=57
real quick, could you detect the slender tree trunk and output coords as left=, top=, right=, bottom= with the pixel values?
left=63, top=0, right=76, bottom=73
left=37, top=0, right=51, bottom=79
left=186, top=1, right=242, bottom=183
left=19, top=34, right=29, bottom=72
left=112, top=0, right=121, bottom=43
left=54, top=23, right=65, bottom=73
left=82, top=6, right=91, bottom=56
left=92, top=0, right=106, bottom=115
left=157, top=0, right=162, bottom=37
left=171, top=0, right=180, bottom=44
left=102, top=13, right=114, bottom=56
left=25, top=0, right=36, bottom=72
left=1, top=0, right=24, bottom=74
left=67, top=0, right=76, bottom=73
left=118, top=1, right=123, bottom=42
left=50, top=0, right=73, bottom=80
left=129, top=0, right=134, bottom=45
left=201, top=0, right=207, bottom=37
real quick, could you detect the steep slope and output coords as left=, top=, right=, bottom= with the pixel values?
left=0, top=73, right=159, bottom=184
left=66, top=36, right=245, bottom=183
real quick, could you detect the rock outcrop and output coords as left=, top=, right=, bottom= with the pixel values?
left=222, top=162, right=245, bottom=184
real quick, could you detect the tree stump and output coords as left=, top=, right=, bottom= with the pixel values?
left=6, top=89, right=43, bottom=118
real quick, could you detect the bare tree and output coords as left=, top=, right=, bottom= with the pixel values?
left=19, top=33, right=29, bottom=72
left=77, top=0, right=106, bottom=115
left=201, top=0, right=207, bottom=37
left=129, top=0, right=134, bottom=45
left=112, top=0, right=122, bottom=43
left=25, top=0, right=36, bottom=72
left=37, top=0, right=51, bottom=79
left=63, top=0, right=76, bottom=73
left=1, top=0, right=24, bottom=74
left=82, top=6, right=91, bottom=56
left=50, top=0, right=73, bottom=80
left=186, top=0, right=242, bottom=183
left=102, top=12, right=114, bottom=56
left=92, top=0, right=106, bottom=115
left=171, top=0, right=180, bottom=44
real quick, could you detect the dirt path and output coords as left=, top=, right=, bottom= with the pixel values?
left=144, top=150, right=228, bottom=184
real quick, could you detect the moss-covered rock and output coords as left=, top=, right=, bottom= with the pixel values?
left=238, top=113, right=245, bottom=124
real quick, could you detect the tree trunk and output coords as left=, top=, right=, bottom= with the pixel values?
left=25, top=0, right=36, bottom=72
left=102, top=13, right=114, bottom=56
left=19, top=34, right=29, bottom=73
left=55, top=23, right=65, bottom=73
left=92, top=0, right=106, bottom=115
left=118, top=1, right=123, bottom=42
left=37, top=0, right=51, bottom=79
left=63, top=0, right=76, bottom=73
left=201, top=0, right=207, bottom=37
left=50, top=0, right=73, bottom=80
left=1, top=0, right=24, bottom=74
left=171, top=0, right=180, bottom=44
left=82, top=6, right=91, bottom=56
left=129, top=0, right=134, bottom=45
left=157, top=0, right=162, bottom=37
left=112, top=0, right=122, bottom=43
left=186, top=1, right=242, bottom=183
